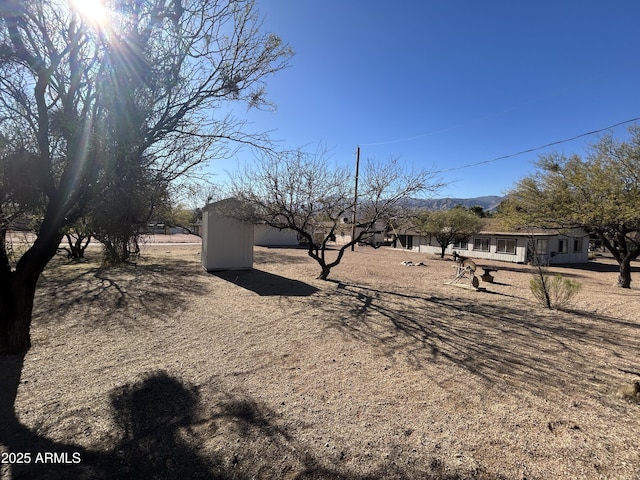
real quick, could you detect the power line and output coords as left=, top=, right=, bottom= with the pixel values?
left=359, top=73, right=620, bottom=148
left=428, top=116, right=640, bottom=174
left=359, top=126, right=455, bottom=147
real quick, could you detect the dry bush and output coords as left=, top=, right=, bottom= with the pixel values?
left=530, top=272, right=582, bottom=309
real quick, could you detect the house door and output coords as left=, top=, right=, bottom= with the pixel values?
left=527, top=238, right=549, bottom=264
left=406, top=235, right=413, bottom=250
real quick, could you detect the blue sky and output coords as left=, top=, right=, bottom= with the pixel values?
left=211, top=1, right=640, bottom=199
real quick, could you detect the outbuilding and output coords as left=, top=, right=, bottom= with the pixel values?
left=201, top=198, right=254, bottom=271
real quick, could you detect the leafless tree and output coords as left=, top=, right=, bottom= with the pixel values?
left=232, top=148, right=442, bottom=280
left=0, top=0, right=292, bottom=353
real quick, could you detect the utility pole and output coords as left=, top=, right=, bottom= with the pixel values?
left=351, top=146, right=360, bottom=251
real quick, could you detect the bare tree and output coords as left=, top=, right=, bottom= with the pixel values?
left=232, top=148, right=442, bottom=280
left=0, top=0, right=292, bottom=353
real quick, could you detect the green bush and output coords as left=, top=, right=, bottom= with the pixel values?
left=530, top=273, right=582, bottom=310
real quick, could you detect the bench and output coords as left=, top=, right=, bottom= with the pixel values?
left=480, top=267, right=497, bottom=283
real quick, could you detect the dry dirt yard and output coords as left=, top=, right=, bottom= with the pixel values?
left=1, top=239, right=639, bottom=479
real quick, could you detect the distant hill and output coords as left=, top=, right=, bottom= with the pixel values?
left=403, top=195, right=505, bottom=211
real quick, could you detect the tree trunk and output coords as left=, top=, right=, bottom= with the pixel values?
left=316, top=265, right=331, bottom=281
left=0, top=223, right=62, bottom=354
left=597, top=231, right=637, bottom=288
left=65, top=233, right=91, bottom=259
left=0, top=272, right=39, bottom=354
left=618, top=257, right=632, bottom=288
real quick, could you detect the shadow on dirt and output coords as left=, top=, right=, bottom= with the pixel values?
left=254, top=247, right=313, bottom=266
left=0, top=367, right=220, bottom=479
left=556, top=259, right=640, bottom=274
left=321, top=282, right=640, bottom=397
left=460, top=258, right=640, bottom=277
left=0, top=364, right=498, bottom=479
left=33, top=257, right=209, bottom=327
left=0, top=353, right=99, bottom=480
left=211, top=268, right=319, bottom=297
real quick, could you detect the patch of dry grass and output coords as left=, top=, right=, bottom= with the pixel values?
left=1, top=243, right=639, bottom=479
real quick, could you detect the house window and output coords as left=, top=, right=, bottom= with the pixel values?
left=453, top=239, right=468, bottom=249
left=573, top=237, right=583, bottom=253
left=557, top=238, right=568, bottom=253
left=406, top=235, right=413, bottom=250
left=496, top=238, right=517, bottom=254
left=473, top=237, right=490, bottom=252
left=535, top=239, right=548, bottom=255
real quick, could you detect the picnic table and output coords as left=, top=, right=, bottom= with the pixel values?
left=480, top=267, right=497, bottom=283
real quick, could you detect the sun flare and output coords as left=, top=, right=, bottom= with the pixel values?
left=70, top=0, right=108, bottom=26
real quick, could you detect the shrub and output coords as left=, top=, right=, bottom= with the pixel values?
left=530, top=273, right=582, bottom=310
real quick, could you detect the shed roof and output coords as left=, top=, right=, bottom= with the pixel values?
left=392, top=218, right=587, bottom=237
left=203, top=197, right=254, bottom=220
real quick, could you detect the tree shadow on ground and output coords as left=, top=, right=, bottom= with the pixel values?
left=254, top=247, right=314, bottom=266
left=1, top=367, right=219, bottom=479
left=211, top=269, right=319, bottom=297
left=34, top=257, right=210, bottom=327
left=106, top=372, right=219, bottom=479
left=555, top=260, right=640, bottom=274
left=1, top=363, right=496, bottom=479
left=0, top=353, right=101, bottom=480
left=319, top=282, right=640, bottom=398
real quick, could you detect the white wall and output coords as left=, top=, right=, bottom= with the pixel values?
left=418, top=236, right=528, bottom=262
left=395, top=232, right=589, bottom=264
left=547, top=235, right=589, bottom=265
left=201, top=204, right=253, bottom=271
left=254, top=224, right=299, bottom=246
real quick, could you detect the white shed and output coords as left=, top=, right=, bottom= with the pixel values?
left=201, top=198, right=254, bottom=271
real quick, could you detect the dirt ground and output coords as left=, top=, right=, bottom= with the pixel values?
left=1, top=238, right=639, bottom=479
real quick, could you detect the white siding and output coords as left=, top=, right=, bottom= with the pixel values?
left=394, top=231, right=589, bottom=265
left=548, top=235, right=589, bottom=265
left=254, top=224, right=299, bottom=246
left=201, top=200, right=254, bottom=271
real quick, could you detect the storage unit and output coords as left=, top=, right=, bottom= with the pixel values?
left=201, top=198, right=254, bottom=271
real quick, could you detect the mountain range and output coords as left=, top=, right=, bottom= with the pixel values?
left=404, top=195, right=505, bottom=211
